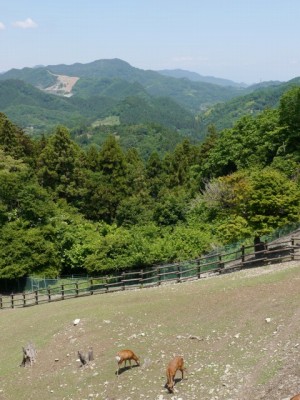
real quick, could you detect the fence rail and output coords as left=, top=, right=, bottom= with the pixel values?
left=1, top=237, right=300, bottom=310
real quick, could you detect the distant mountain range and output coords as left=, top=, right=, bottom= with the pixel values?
left=0, top=58, right=299, bottom=142
left=0, top=58, right=242, bottom=113
left=158, top=68, right=248, bottom=88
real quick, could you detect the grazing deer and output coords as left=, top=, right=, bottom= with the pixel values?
left=291, top=395, right=300, bottom=400
left=166, top=356, right=186, bottom=393
left=116, top=349, right=140, bottom=376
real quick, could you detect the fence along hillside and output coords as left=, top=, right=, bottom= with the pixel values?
left=1, top=229, right=300, bottom=310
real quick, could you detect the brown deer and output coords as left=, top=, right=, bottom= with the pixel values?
left=116, top=349, right=140, bottom=376
left=291, top=395, right=300, bottom=400
left=166, top=356, right=186, bottom=393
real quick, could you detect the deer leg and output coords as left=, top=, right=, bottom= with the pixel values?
left=117, top=361, right=121, bottom=376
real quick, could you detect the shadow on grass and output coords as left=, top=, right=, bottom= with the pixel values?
left=115, top=364, right=139, bottom=376
left=164, top=377, right=184, bottom=393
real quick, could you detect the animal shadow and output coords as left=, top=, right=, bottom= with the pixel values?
left=164, top=377, right=183, bottom=393
left=115, top=364, right=139, bottom=376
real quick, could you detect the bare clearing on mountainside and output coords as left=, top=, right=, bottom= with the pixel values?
left=44, top=72, right=79, bottom=96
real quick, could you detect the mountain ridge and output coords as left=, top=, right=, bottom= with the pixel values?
left=0, top=58, right=244, bottom=113
left=0, top=58, right=299, bottom=144
left=158, top=68, right=248, bottom=88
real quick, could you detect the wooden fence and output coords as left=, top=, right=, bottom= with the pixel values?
left=1, top=236, right=300, bottom=310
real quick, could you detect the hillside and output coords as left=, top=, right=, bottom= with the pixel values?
left=0, top=58, right=243, bottom=113
left=1, top=259, right=300, bottom=399
left=0, top=78, right=196, bottom=145
left=198, top=77, right=300, bottom=131
left=158, top=68, right=248, bottom=88
left=0, top=80, right=86, bottom=132
left=2, top=59, right=300, bottom=142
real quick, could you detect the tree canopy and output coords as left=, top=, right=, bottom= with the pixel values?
left=1, top=87, right=300, bottom=278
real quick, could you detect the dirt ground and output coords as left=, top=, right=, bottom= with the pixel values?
left=214, top=261, right=300, bottom=400
left=1, top=260, right=300, bottom=400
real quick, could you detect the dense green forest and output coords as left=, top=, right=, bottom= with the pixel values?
left=198, top=77, right=300, bottom=131
left=1, top=86, right=300, bottom=279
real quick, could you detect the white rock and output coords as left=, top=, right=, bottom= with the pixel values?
left=265, top=317, right=271, bottom=323
left=73, top=318, right=80, bottom=326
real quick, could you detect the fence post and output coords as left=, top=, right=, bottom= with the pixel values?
left=47, top=287, right=51, bottom=302
left=122, top=272, right=126, bottom=291
left=139, top=270, right=144, bottom=289
left=35, top=290, right=38, bottom=305
left=177, top=265, right=181, bottom=283
left=90, top=279, right=94, bottom=295
left=157, top=267, right=161, bottom=286
left=197, top=260, right=201, bottom=279
left=105, top=276, right=109, bottom=293
left=241, top=245, right=245, bottom=265
left=218, top=254, right=224, bottom=272
left=75, top=282, right=79, bottom=297
left=0, top=295, right=2, bottom=309
left=61, top=284, right=64, bottom=300
left=23, top=292, right=26, bottom=307
left=264, top=242, right=268, bottom=265
left=291, top=238, right=295, bottom=260
left=11, top=293, right=14, bottom=309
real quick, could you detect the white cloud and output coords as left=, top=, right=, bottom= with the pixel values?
left=0, top=22, right=5, bottom=30
left=13, top=18, right=37, bottom=29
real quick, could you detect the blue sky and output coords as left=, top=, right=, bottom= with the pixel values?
left=1, top=0, right=299, bottom=84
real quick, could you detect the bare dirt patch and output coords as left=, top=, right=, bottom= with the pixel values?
left=1, top=261, right=300, bottom=399
left=44, top=72, right=79, bottom=96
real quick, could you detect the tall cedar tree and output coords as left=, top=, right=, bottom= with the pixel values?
left=37, top=126, right=83, bottom=200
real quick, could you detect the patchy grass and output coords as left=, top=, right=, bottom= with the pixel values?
left=91, top=116, right=120, bottom=127
left=1, top=262, right=300, bottom=399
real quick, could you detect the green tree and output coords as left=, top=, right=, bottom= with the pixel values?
left=167, top=139, right=198, bottom=187
left=278, top=87, right=300, bottom=155
left=85, top=145, right=100, bottom=172
left=201, top=168, right=300, bottom=243
left=279, top=87, right=300, bottom=132
left=0, top=149, right=34, bottom=225
left=83, top=135, right=130, bottom=222
left=0, top=113, right=35, bottom=160
left=146, top=152, right=165, bottom=198
left=37, top=125, right=84, bottom=200
left=153, top=189, right=187, bottom=226
left=0, top=221, right=61, bottom=278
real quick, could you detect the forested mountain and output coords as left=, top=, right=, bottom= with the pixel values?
left=1, top=87, right=300, bottom=280
left=158, top=68, right=247, bottom=88
left=0, top=58, right=242, bottom=113
left=198, top=77, right=300, bottom=131
left=1, top=58, right=300, bottom=159
left=0, top=79, right=85, bottom=131
left=0, top=78, right=197, bottom=152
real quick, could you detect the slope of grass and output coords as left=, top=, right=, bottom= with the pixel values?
left=1, top=262, right=300, bottom=399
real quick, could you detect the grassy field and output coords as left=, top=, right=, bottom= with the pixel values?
left=1, top=261, right=300, bottom=400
